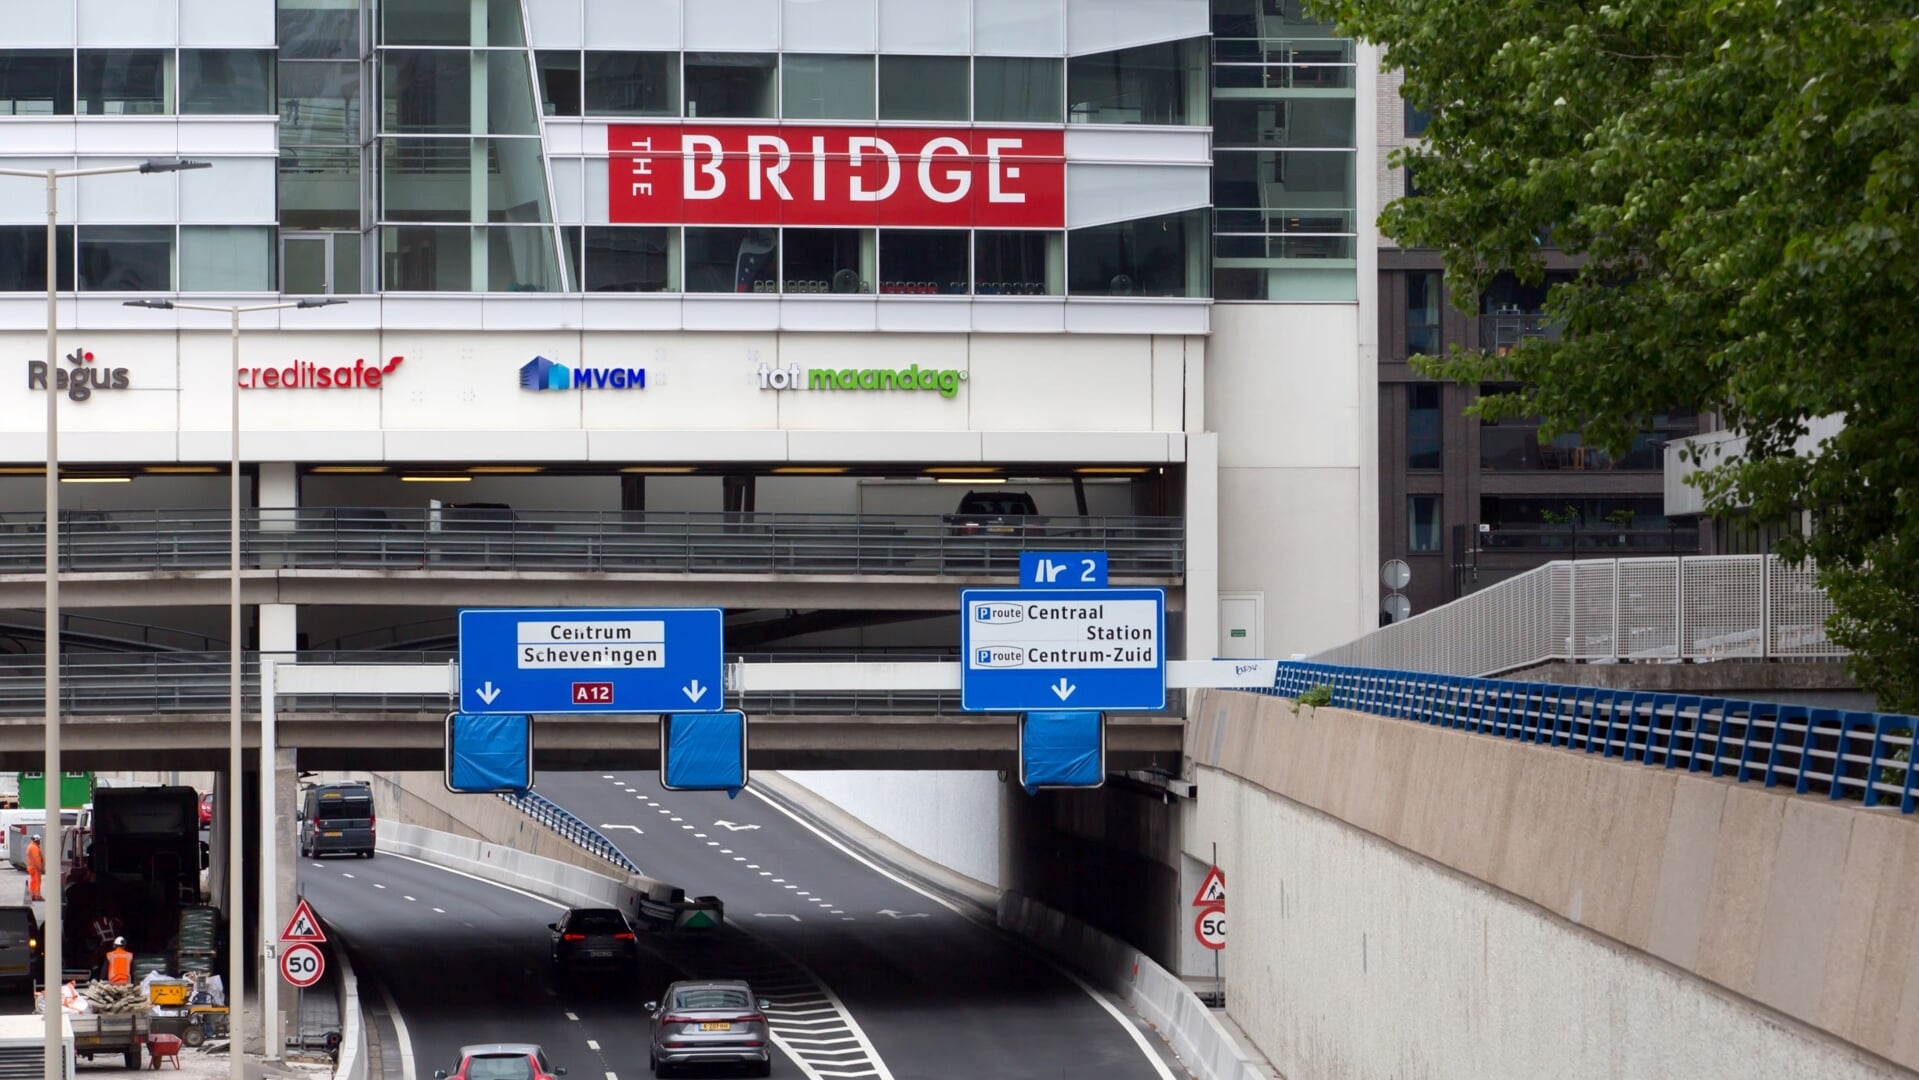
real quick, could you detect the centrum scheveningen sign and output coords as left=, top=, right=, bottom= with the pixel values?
left=757, top=361, right=967, bottom=397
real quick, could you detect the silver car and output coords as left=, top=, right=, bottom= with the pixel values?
left=645, top=980, right=773, bottom=1078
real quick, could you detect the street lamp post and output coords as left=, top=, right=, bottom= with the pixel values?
left=125, top=297, right=345, bottom=1067
left=0, top=158, right=208, bottom=1080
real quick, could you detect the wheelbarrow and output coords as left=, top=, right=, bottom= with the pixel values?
left=148, top=1034, right=183, bottom=1070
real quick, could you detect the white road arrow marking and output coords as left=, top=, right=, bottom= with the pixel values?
left=682, top=679, right=708, bottom=703
left=476, top=681, right=502, bottom=704
left=877, top=910, right=929, bottom=919
left=1051, top=678, right=1077, bottom=702
left=714, top=820, right=760, bottom=832
left=600, top=824, right=644, bottom=835
left=752, top=913, right=802, bottom=921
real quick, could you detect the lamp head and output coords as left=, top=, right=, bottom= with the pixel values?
left=138, top=158, right=212, bottom=174
left=122, top=300, right=174, bottom=310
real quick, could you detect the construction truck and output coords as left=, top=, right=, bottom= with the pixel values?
left=62, top=787, right=207, bottom=976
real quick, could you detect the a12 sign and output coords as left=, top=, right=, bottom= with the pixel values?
left=572, top=682, right=613, bottom=705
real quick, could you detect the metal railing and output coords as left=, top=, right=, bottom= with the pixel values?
left=1315, top=554, right=1845, bottom=676
left=498, top=789, right=643, bottom=875
left=1268, top=662, right=1916, bottom=813
left=0, top=507, right=1184, bottom=579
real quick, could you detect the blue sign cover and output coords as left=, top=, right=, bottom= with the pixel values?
left=960, top=588, right=1167, bottom=711
left=1019, top=551, right=1109, bottom=589
left=458, top=607, right=725, bottom=715
left=660, top=711, right=748, bottom=797
left=444, top=713, right=533, bottom=794
left=1018, top=711, right=1106, bottom=793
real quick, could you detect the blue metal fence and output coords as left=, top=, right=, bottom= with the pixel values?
left=1267, top=662, right=1917, bottom=814
left=497, top=789, right=644, bottom=876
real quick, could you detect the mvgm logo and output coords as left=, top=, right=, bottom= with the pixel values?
left=520, top=355, right=646, bottom=392
left=973, top=604, right=1024, bottom=624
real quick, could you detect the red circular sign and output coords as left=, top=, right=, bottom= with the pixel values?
left=1194, top=906, right=1226, bottom=952
left=279, top=942, right=326, bottom=988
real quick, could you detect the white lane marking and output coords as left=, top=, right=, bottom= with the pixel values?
left=310, top=862, right=325, bottom=869
left=404, top=895, right=416, bottom=902
left=602, top=824, right=645, bottom=835
left=772, top=878, right=785, bottom=883
left=706, top=842, right=721, bottom=847
left=669, top=816, right=683, bottom=822
left=604, top=1073, right=617, bottom=1080
left=373, top=883, right=387, bottom=889
left=747, top=864, right=760, bottom=869
left=432, top=907, right=446, bottom=914
left=759, top=871, right=772, bottom=876
left=747, top=786, right=1177, bottom=1080
left=373, top=974, right=419, bottom=1080
left=797, top=891, right=811, bottom=897
left=693, top=833, right=707, bottom=838
left=733, top=857, right=747, bottom=862
left=565, top=1012, right=579, bottom=1022
left=600, top=775, right=614, bottom=779
left=720, top=849, right=733, bottom=854
left=586, top=1040, right=599, bottom=1051
left=657, top=809, right=671, bottom=814
left=784, top=884, right=798, bottom=890
left=830, top=910, right=844, bottom=915
left=381, top=850, right=566, bottom=910
left=681, top=825, right=695, bottom=830
left=341, top=873, right=355, bottom=879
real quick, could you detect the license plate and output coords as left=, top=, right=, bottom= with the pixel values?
left=324, top=831, right=342, bottom=837
left=583, top=949, right=611, bottom=958
left=699, top=1023, right=731, bottom=1032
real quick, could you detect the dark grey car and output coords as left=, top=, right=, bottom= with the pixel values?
left=645, top=980, right=773, bottom=1078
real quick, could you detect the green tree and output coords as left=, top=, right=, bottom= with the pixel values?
left=1315, top=0, right=1919, bottom=709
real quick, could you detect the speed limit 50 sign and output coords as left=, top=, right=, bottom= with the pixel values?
left=1194, top=907, right=1226, bottom=951
left=280, top=941, right=326, bottom=987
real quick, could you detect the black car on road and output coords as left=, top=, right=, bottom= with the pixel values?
left=548, top=908, right=638, bottom=974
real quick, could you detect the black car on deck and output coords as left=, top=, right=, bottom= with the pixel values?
left=548, top=907, right=639, bottom=973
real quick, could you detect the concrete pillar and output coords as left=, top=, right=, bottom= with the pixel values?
left=1352, top=41, right=1383, bottom=638
left=1184, top=433, right=1220, bottom=660
left=258, top=463, right=299, bottom=572
left=258, top=607, right=298, bottom=1057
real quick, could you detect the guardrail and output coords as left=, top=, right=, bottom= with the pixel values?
left=1269, top=662, right=1916, bottom=813
left=497, top=789, right=642, bottom=876
left=0, top=507, right=1184, bottom=579
left=1315, top=554, right=1845, bottom=676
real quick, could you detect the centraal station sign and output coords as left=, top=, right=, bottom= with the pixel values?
left=610, top=125, right=1065, bottom=227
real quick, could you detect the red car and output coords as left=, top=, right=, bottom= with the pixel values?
left=198, top=793, right=213, bottom=828
left=435, top=1045, right=566, bottom=1080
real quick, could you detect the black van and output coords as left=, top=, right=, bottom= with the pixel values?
left=299, top=782, right=376, bottom=858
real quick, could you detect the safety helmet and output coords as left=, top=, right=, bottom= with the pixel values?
left=113, top=937, right=125, bottom=947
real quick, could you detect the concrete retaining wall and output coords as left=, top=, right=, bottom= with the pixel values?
left=322, top=771, right=620, bottom=877
left=781, top=770, right=1004, bottom=889
left=378, top=821, right=648, bottom=924
left=1186, top=688, right=1919, bottom=1079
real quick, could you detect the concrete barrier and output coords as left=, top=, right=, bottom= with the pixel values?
left=332, top=940, right=367, bottom=1080
left=1000, top=892, right=1267, bottom=1080
left=378, top=821, right=650, bottom=926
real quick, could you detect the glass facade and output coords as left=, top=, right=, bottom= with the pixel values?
left=1210, top=0, right=1358, bottom=301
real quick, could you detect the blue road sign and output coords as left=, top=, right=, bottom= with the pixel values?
left=661, top=711, right=748, bottom=796
left=1018, top=711, right=1106, bottom=793
left=1019, top=551, right=1108, bottom=589
left=444, top=713, right=533, bottom=794
left=960, top=588, right=1166, bottom=711
left=458, top=607, right=724, bottom=714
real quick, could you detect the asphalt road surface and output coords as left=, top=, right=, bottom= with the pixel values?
left=531, top=771, right=1179, bottom=1080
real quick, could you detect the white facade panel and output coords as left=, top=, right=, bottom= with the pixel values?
left=75, top=164, right=178, bottom=223
left=683, top=296, right=781, bottom=331
left=76, top=0, right=176, bottom=46
left=787, top=430, right=982, bottom=461
left=550, top=158, right=586, bottom=224
left=779, top=298, right=879, bottom=333
left=8, top=0, right=76, bottom=46
left=0, top=162, right=79, bottom=224
left=588, top=429, right=789, bottom=461
left=480, top=297, right=586, bottom=331
left=970, top=300, right=1066, bottom=334
left=583, top=159, right=610, bottom=224
left=179, top=157, right=275, bottom=222
left=579, top=333, right=783, bottom=431
left=179, top=0, right=276, bottom=46
left=376, top=297, right=488, bottom=329
left=1064, top=125, right=1211, bottom=164
left=579, top=296, right=687, bottom=331
left=1066, top=163, right=1210, bottom=228
left=967, top=334, right=1153, bottom=431
left=1064, top=0, right=1206, bottom=56
left=72, top=122, right=181, bottom=157
left=58, top=431, right=181, bottom=462
left=1063, top=299, right=1209, bottom=336
left=177, top=122, right=283, bottom=156
left=781, top=0, right=878, bottom=52
left=1210, top=303, right=1359, bottom=469
left=874, top=299, right=974, bottom=334
left=683, top=0, right=778, bottom=51
left=526, top=0, right=585, bottom=48
left=877, top=0, right=969, bottom=54
left=583, top=0, right=681, bottom=49
left=385, top=430, right=592, bottom=460
left=0, top=128, right=79, bottom=157
left=972, top=0, right=1063, bottom=55
left=542, top=125, right=585, bottom=158
left=979, top=430, right=1173, bottom=461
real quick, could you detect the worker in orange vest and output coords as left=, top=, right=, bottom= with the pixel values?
left=24, top=835, right=43, bottom=902
left=104, top=937, right=133, bottom=984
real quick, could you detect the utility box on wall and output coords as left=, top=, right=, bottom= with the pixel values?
left=17, top=771, right=94, bottom=810
left=1218, top=592, right=1263, bottom=659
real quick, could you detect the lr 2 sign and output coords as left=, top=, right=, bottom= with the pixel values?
left=280, top=942, right=325, bottom=988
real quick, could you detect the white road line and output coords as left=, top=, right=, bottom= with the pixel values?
left=432, top=907, right=446, bottom=914
left=759, top=872, right=772, bottom=876
left=372, top=883, right=387, bottom=889
left=772, top=878, right=785, bottom=883
left=586, top=1040, right=599, bottom=1051
left=604, top=1072, right=617, bottom=1080
left=381, top=851, right=567, bottom=910
left=693, top=833, right=707, bottom=838
left=720, top=849, right=733, bottom=854
left=565, top=1012, right=578, bottom=1022
left=373, top=974, right=419, bottom=1080
left=600, top=775, right=614, bottom=779
left=341, top=873, right=355, bottom=879
left=404, top=895, right=416, bottom=902
left=733, top=857, right=747, bottom=862
left=706, top=842, right=720, bottom=847
left=746, top=786, right=1177, bottom=1080
left=747, top=864, right=760, bottom=869
left=669, top=816, right=682, bottom=822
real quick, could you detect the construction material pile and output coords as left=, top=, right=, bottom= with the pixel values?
left=80, top=980, right=150, bottom=1014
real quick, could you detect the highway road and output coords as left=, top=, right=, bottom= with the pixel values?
left=304, top=773, right=1179, bottom=1080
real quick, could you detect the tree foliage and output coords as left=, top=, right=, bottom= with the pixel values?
left=1314, top=0, right=1919, bottom=708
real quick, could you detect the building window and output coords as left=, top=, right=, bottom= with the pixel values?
left=181, top=51, right=275, bottom=115
left=280, top=148, right=360, bottom=230
left=976, top=231, right=1060, bottom=295
left=974, top=57, right=1061, bottom=123
left=783, top=228, right=871, bottom=293
left=879, top=56, right=968, bottom=122
left=1408, top=496, right=1441, bottom=553
left=1068, top=211, right=1206, bottom=298
left=78, top=226, right=173, bottom=291
left=782, top=54, right=874, bottom=121
left=181, top=226, right=274, bottom=291
left=881, top=230, right=968, bottom=295
left=684, top=53, right=778, bottom=119
left=0, top=51, right=74, bottom=115
left=280, top=63, right=360, bottom=145
left=536, top=51, right=581, bottom=116
left=1067, top=38, right=1207, bottom=125
left=280, top=0, right=359, bottom=60
left=1407, top=271, right=1440, bottom=356
left=0, top=225, right=74, bottom=291
left=684, top=226, right=776, bottom=292
left=383, top=225, right=472, bottom=290
left=383, top=51, right=471, bottom=133
left=1404, top=97, right=1432, bottom=137
left=1407, top=384, right=1441, bottom=470
left=384, top=0, right=523, bottom=47
left=584, top=52, right=678, bottom=118
left=486, top=225, right=560, bottom=291
left=582, top=226, right=676, bottom=292
left=383, top=138, right=472, bottom=222
left=77, top=50, right=172, bottom=115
